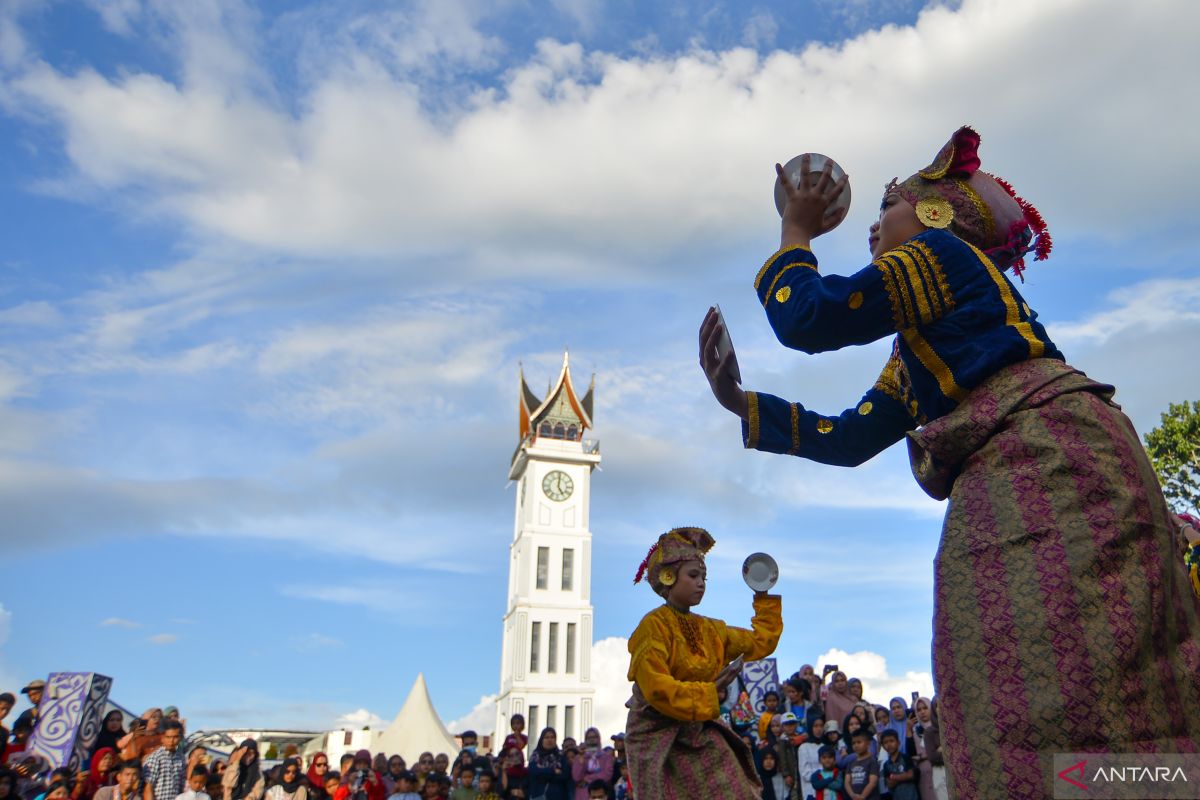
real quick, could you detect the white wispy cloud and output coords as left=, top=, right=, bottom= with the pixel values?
left=100, top=617, right=142, bottom=628
left=2, top=0, right=1195, bottom=271
left=147, top=633, right=178, bottom=644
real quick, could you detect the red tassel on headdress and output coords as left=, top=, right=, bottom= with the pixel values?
left=634, top=543, right=659, bottom=584
left=992, top=174, right=1053, bottom=279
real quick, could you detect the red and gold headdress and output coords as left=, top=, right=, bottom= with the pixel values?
left=890, top=126, right=1052, bottom=279
left=634, top=527, right=716, bottom=596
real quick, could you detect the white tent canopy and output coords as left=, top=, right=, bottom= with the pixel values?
left=371, top=673, right=460, bottom=762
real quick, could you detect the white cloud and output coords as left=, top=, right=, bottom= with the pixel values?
left=100, top=617, right=142, bottom=628
left=3, top=0, right=1197, bottom=270
left=590, top=636, right=634, bottom=738
left=812, top=647, right=934, bottom=708
left=82, top=0, right=142, bottom=36
left=445, top=694, right=499, bottom=737
left=334, top=707, right=387, bottom=731
left=147, top=633, right=178, bottom=644
left=1050, top=278, right=1200, bottom=348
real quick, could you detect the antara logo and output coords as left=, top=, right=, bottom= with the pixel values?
left=1058, top=760, right=1088, bottom=790
left=1091, top=766, right=1188, bottom=783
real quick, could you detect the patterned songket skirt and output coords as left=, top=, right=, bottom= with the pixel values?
left=907, top=358, right=1200, bottom=799
left=625, top=685, right=762, bottom=800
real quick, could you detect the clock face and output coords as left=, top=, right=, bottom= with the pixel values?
left=542, top=470, right=574, bottom=502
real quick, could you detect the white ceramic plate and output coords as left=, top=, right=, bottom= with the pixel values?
left=742, top=552, right=779, bottom=592
left=774, top=153, right=852, bottom=232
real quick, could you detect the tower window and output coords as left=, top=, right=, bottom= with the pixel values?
left=564, top=706, right=575, bottom=740
left=548, top=623, right=559, bottom=673
left=553, top=422, right=565, bottom=438
left=567, top=424, right=578, bottom=440
left=561, top=549, right=574, bottom=591
left=530, top=622, right=541, bottom=672
left=536, top=547, right=549, bottom=589
left=566, top=622, right=576, bottom=674
left=539, top=422, right=551, bottom=437
left=528, top=706, right=539, bottom=748
left=547, top=705, right=557, bottom=734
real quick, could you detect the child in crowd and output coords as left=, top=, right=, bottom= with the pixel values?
left=775, top=712, right=801, bottom=798
left=844, top=731, right=879, bottom=800
left=391, top=773, right=420, bottom=800
left=878, top=731, right=917, bottom=800
left=823, top=720, right=844, bottom=759
left=797, top=717, right=826, bottom=800
left=472, top=773, right=499, bottom=800
left=585, top=781, right=608, bottom=800
left=323, top=773, right=340, bottom=800
left=625, top=527, right=783, bottom=800
left=757, top=691, right=782, bottom=741
left=177, top=766, right=210, bottom=800
left=447, top=769, right=475, bottom=800
left=503, top=714, right=528, bottom=761
left=811, top=746, right=845, bottom=800
left=612, top=762, right=631, bottom=800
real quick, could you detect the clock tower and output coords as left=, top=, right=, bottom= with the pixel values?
left=495, top=352, right=599, bottom=750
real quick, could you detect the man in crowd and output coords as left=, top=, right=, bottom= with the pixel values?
left=142, top=720, right=187, bottom=800
left=13, top=681, right=44, bottom=732
left=95, top=760, right=143, bottom=800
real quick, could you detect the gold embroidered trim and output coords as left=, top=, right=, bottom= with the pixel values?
left=746, top=391, right=760, bottom=449
left=966, top=241, right=1045, bottom=359
left=668, top=606, right=705, bottom=656
left=902, top=328, right=967, bottom=402
left=906, top=240, right=956, bottom=316
left=754, top=245, right=812, bottom=290
left=762, top=262, right=817, bottom=308
left=816, top=418, right=833, bottom=434
left=858, top=401, right=873, bottom=415
left=893, top=249, right=936, bottom=325
left=872, top=351, right=904, bottom=404
left=775, top=286, right=792, bottom=304
left=788, top=403, right=800, bottom=455
left=848, top=291, right=864, bottom=310
left=956, top=179, right=995, bottom=240
left=875, top=256, right=905, bottom=329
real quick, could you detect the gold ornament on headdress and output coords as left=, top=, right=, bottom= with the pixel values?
left=916, top=197, right=954, bottom=229
left=658, top=567, right=677, bottom=587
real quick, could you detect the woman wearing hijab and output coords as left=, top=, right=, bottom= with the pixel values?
left=882, top=698, right=911, bottom=748
left=90, top=714, right=125, bottom=762
left=82, top=749, right=117, bottom=800
left=222, top=741, right=265, bottom=800
left=917, top=698, right=948, bottom=800
left=304, top=756, right=329, bottom=800
left=380, top=758, right=406, bottom=797
left=527, top=729, right=571, bottom=800
left=847, top=679, right=864, bottom=704
left=822, top=673, right=855, bottom=732
left=754, top=749, right=785, bottom=800
left=794, top=667, right=823, bottom=715
left=265, top=760, right=306, bottom=800
left=838, top=714, right=876, bottom=769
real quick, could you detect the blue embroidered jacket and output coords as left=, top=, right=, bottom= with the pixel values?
left=742, top=229, right=1063, bottom=466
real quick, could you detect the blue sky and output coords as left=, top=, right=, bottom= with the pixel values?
left=1, top=0, right=1199, bottom=740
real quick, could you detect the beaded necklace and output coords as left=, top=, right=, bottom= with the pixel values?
left=668, top=605, right=705, bottom=656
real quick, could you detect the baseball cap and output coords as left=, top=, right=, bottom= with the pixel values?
left=21, top=680, right=46, bottom=695
left=778, top=712, right=799, bottom=725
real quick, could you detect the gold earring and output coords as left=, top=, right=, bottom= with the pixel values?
left=915, top=197, right=954, bottom=229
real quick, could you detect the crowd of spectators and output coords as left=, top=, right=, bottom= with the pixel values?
left=1, top=665, right=945, bottom=800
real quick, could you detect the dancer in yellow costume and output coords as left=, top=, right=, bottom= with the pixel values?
left=625, top=527, right=783, bottom=800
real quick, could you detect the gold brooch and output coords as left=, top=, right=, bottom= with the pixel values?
left=848, top=291, right=864, bottom=310
left=916, top=197, right=954, bottom=229
left=858, top=401, right=873, bottom=415
left=816, top=419, right=833, bottom=434
left=658, top=567, right=676, bottom=586
left=775, top=286, right=792, bottom=303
